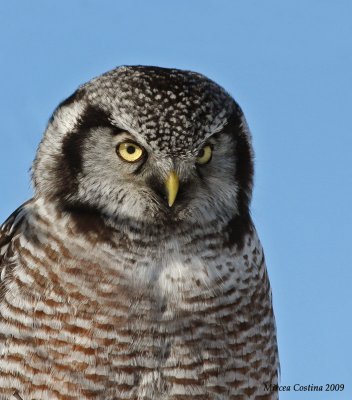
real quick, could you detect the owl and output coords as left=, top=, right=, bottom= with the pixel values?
left=0, top=66, right=279, bottom=400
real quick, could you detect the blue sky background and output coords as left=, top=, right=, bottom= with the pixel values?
left=1, top=1, right=351, bottom=398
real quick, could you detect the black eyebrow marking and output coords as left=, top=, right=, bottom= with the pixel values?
left=111, top=127, right=127, bottom=135
left=76, top=105, right=112, bottom=131
left=76, top=105, right=128, bottom=136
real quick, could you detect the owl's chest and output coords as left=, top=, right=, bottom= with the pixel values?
left=82, top=247, right=238, bottom=391
left=91, top=316, right=233, bottom=399
left=5, top=235, right=272, bottom=399
left=79, top=236, right=241, bottom=338
left=88, top=243, right=233, bottom=336
left=129, top=230, right=240, bottom=291
left=85, top=277, right=236, bottom=400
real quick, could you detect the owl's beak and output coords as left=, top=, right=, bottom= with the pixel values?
left=165, top=171, right=180, bottom=207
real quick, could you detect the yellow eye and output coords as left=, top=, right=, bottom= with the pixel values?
left=117, top=142, right=144, bottom=162
left=196, top=145, right=212, bottom=165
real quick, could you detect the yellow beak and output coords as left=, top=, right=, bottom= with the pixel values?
left=165, top=171, right=180, bottom=207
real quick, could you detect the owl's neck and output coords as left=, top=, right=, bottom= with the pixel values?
left=33, top=197, right=251, bottom=252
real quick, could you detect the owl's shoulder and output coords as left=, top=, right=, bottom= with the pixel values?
left=0, top=200, right=34, bottom=297
left=0, top=200, right=33, bottom=257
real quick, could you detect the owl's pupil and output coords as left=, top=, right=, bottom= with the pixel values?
left=198, top=149, right=205, bottom=158
left=127, top=146, right=135, bottom=154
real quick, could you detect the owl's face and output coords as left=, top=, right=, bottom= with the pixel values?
left=33, top=66, right=253, bottom=227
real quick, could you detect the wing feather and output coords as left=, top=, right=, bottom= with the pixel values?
left=0, top=199, right=33, bottom=297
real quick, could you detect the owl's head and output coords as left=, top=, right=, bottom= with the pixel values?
left=33, top=66, right=254, bottom=228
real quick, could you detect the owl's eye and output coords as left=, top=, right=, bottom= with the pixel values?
left=196, top=145, right=212, bottom=165
left=117, top=142, right=144, bottom=162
